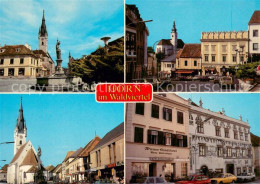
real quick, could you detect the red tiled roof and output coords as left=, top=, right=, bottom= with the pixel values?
left=0, top=164, right=8, bottom=173
left=0, top=45, right=35, bottom=56
left=10, top=142, right=28, bottom=164
left=78, top=136, right=101, bottom=157
left=180, top=44, right=201, bottom=58
left=176, top=49, right=183, bottom=59
left=26, top=166, right=38, bottom=173
left=63, top=151, right=74, bottom=162
left=249, top=11, right=260, bottom=24
left=33, top=50, right=48, bottom=57
left=20, top=148, right=38, bottom=166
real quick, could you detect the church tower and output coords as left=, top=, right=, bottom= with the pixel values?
left=170, top=20, right=178, bottom=53
left=14, top=97, right=27, bottom=155
left=38, top=10, right=48, bottom=53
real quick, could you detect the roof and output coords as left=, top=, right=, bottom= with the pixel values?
left=33, top=49, right=48, bottom=57
left=63, top=151, right=74, bottom=162
left=26, top=165, right=38, bottom=173
left=10, top=142, right=28, bottom=164
left=161, top=53, right=177, bottom=62
left=16, top=97, right=26, bottom=133
left=70, top=147, right=83, bottom=158
left=78, top=136, right=101, bottom=157
left=176, top=49, right=183, bottom=59
left=0, top=164, right=8, bottom=173
left=52, top=164, right=62, bottom=173
left=157, top=39, right=172, bottom=46
left=94, top=122, right=124, bottom=150
left=20, top=148, right=38, bottom=166
left=45, top=165, right=55, bottom=172
left=39, top=10, right=48, bottom=36
left=0, top=45, right=35, bottom=56
left=179, top=44, right=201, bottom=58
left=249, top=11, right=260, bottom=24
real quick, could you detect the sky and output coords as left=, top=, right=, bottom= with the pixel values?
left=0, top=0, right=124, bottom=67
left=0, top=94, right=124, bottom=167
left=126, top=0, right=260, bottom=47
left=178, top=93, right=260, bottom=136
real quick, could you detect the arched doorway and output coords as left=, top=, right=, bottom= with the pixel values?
left=200, top=165, right=209, bottom=176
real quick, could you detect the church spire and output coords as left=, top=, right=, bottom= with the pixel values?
left=39, top=10, right=48, bottom=37
left=16, top=97, right=26, bottom=133
left=172, top=20, right=177, bottom=33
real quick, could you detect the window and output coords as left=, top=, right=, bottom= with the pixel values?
left=134, top=127, right=143, bottom=143
left=20, top=58, right=24, bottom=64
left=197, top=123, right=204, bottom=133
left=18, top=68, right=25, bottom=76
left=0, top=59, right=3, bottom=65
left=8, top=68, right=14, bottom=76
left=236, top=148, right=240, bottom=157
left=205, top=55, right=208, bottom=62
left=165, top=133, right=171, bottom=145
left=42, top=42, right=44, bottom=45
left=232, top=45, right=237, bottom=51
left=189, top=114, right=193, bottom=125
left=177, top=111, right=183, bottom=124
left=222, top=45, right=227, bottom=52
left=216, top=126, right=221, bottom=136
left=199, top=144, right=206, bottom=156
left=217, top=146, right=223, bottom=157
left=211, top=45, right=216, bottom=52
left=245, top=133, right=248, bottom=141
left=136, top=103, right=144, bottom=115
left=184, top=60, right=188, bottom=66
left=232, top=55, right=237, bottom=62
left=204, top=45, right=209, bottom=52
left=167, top=64, right=171, bottom=68
left=181, top=163, right=188, bottom=177
left=148, top=130, right=158, bottom=144
left=222, top=55, right=226, bottom=62
left=212, top=55, right=215, bottom=62
left=234, top=131, right=238, bottom=139
left=242, top=149, right=246, bottom=157
left=237, top=168, right=241, bottom=176
left=194, top=60, right=197, bottom=66
left=151, top=104, right=159, bottom=118
left=240, top=132, right=244, bottom=140
left=0, top=69, right=4, bottom=76
left=227, top=147, right=232, bottom=157
left=253, top=30, right=258, bottom=37
left=10, top=58, right=14, bottom=64
left=225, top=128, right=229, bottom=138
left=20, top=140, right=22, bottom=145
left=240, top=56, right=244, bottom=62
left=163, top=107, right=172, bottom=121
left=253, top=43, right=258, bottom=50
left=177, top=134, right=184, bottom=147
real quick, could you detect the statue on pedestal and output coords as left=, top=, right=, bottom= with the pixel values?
left=55, top=39, right=64, bottom=75
left=34, top=146, right=47, bottom=184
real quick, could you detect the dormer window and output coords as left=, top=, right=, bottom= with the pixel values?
left=0, top=49, right=5, bottom=53
left=16, top=48, right=21, bottom=52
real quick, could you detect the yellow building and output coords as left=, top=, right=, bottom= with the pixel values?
left=90, top=123, right=124, bottom=182
left=0, top=44, right=44, bottom=78
left=176, top=44, right=202, bottom=76
left=201, top=31, right=249, bottom=75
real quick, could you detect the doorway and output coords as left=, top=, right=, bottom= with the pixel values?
left=149, top=163, right=156, bottom=176
left=226, top=164, right=234, bottom=174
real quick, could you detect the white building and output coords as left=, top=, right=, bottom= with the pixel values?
left=7, top=98, right=42, bottom=184
left=248, top=10, right=260, bottom=56
left=188, top=99, right=253, bottom=176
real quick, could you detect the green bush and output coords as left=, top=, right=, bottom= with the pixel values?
left=235, top=61, right=259, bottom=79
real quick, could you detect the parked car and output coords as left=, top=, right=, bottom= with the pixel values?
left=176, top=175, right=211, bottom=184
left=186, top=76, right=193, bottom=81
left=236, top=173, right=255, bottom=182
left=130, top=177, right=174, bottom=184
left=219, top=76, right=234, bottom=88
left=192, top=75, right=200, bottom=81
left=208, top=75, right=215, bottom=80
left=210, top=173, right=237, bottom=184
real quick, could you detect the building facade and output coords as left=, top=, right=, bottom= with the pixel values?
left=90, top=123, right=124, bottom=181
left=126, top=4, right=149, bottom=81
left=248, top=11, right=260, bottom=57
left=125, top=94, right=190, bottom=183
left=253, top=146, right=260, bottom=175
left=176, top=44, right=202, bottom=76
left=201, top=31, right=249, bottom=75
left=189, top=99, right=253, bottom=176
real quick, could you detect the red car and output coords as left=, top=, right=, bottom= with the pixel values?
left=176, top=175, right=211, bottom=184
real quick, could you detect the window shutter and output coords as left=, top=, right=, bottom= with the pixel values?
left=183, top=135, right=188, bottom=147
left=163, top=108, right=166, bottom=120
left=172, top=134, right=178, bottom=146
left=147, top=130, right=151, bottom=144
left=158, top=131, right=164, bottom=145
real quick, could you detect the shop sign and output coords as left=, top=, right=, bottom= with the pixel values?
left=150, top=157, right=173, bottom=161
left=107, top=163, right=116, bottom=168
left=145, top=146, right=177, bottom=155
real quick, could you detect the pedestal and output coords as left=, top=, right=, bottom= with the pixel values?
left=55, top=59, right=64, bottom=76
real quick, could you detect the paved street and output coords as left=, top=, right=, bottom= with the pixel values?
left=156, top=81, right=237, bottom=92
left=250, top=84, right=260, bottom=92
left=0, top=79, right=36, bottom=92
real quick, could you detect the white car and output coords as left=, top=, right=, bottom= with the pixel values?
left=130, top=176, right=174, bottom=184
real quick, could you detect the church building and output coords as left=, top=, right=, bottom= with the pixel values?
left=7, top=98, right=42, bottom=184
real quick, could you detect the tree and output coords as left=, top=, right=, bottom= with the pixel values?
left=147, top=46, right=154, bottom=53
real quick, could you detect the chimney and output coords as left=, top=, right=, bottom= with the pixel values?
left=101, top=37, right=111, bottom=46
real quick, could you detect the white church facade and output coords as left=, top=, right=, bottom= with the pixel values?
left=7, top=98, right=41, bottom=184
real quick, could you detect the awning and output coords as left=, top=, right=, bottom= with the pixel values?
left=176, top=70, right=194, bottom=74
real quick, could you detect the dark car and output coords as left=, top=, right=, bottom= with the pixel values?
left=176, top=175, right=211, bottom=184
